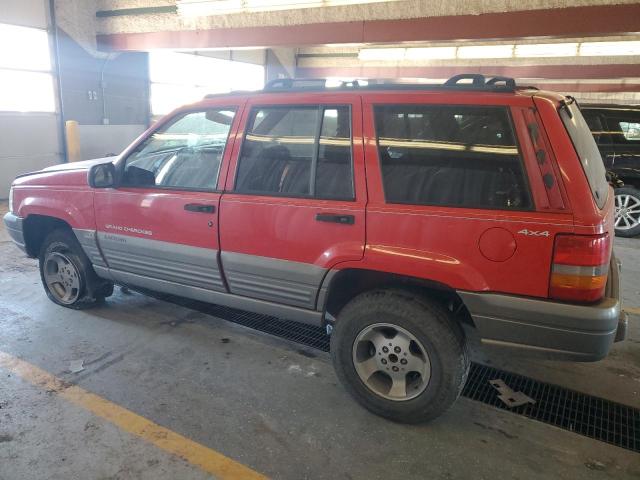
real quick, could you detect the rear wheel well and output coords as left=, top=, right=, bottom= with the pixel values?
left=23, top=215, right=73, bottom=258
left=322, top=269, right=473, bottom=327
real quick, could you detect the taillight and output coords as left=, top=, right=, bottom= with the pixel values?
left=549, top=233, right=611, bottom=303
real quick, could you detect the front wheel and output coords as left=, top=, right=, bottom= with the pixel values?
left=330, top=289, right=469, bottom=423
left=39, top=229, right=113, bottom=309
left=614, top=187, right=640, bottom=238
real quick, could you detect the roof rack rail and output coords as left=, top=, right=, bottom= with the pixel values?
left=261, top=74, right=518, bottom=93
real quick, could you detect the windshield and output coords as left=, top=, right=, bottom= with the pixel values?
left=559, top=100, right=609, bottom=209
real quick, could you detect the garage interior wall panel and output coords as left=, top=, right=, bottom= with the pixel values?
left=58, top=30, right=149, bottom=126
left=0, top=0, right=60, bottom=199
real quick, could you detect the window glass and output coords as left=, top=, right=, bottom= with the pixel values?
left=0, top=23, right=54, bottom=113
left=618, top=121, right=640, bottom=141
left=123, top=109, right=236, bottom=190
left=374, top=105, right=531, bottom=210
left=582, top=110, right=610, bottom=145
left=560, top=103, right=608, bottom=209
left=316, top=107, right=353, bottom=199
left=235, top=106, right=354, bottom=199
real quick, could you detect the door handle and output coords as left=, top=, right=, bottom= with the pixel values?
left=315, top=213, right=355, bottom=225
left=184, top=203, right=216, bottom=213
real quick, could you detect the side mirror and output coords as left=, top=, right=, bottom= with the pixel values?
left=88, top=162, right=116, bottom=188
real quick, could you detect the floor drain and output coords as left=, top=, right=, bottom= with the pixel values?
left=150, top=291, right=639, bottom=453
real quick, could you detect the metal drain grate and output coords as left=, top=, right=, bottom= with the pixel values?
left=463, top=363, right=639, bottom=453
left=149, top=291, right=639, bottom=453
left=149, top=292, right=330, bottom=351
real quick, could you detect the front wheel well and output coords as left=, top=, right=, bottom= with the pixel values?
left=321, top=269, right=473, bottom=327
left=23, top=215, right=73, bottom=258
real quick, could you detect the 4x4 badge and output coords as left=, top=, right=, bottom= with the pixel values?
left=518, top=229, right=550, bottom=237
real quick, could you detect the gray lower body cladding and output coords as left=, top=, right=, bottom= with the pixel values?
left=75, top=231, right=324, bottom=325
left=96, top=232, right=225, bottom=291
left=459, top=254, right=624, bottom=361
left=220, top=251, right=326, bottom=309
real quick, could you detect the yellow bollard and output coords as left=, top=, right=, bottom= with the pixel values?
left=65, top=120, right=80, bottom=162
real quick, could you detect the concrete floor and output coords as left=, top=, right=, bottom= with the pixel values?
left=0, top=201, right=638, bottom=479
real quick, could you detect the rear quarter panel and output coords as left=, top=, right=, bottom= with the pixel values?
left=349, top=91, right=575, bottom=298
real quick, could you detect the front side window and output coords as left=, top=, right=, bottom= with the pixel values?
left=235, top=105, right=354, bottom=199
left=123, top=109, right=236, bottom=190
left=374, top=105, right=531, bottom=210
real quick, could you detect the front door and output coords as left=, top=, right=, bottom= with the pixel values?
left=219, top=93, right=366, bottom=309
left=94, top=104, right=242, bottom=294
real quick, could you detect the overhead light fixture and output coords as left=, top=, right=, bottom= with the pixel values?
left=579, top=41, right=640, bottom=56
left=405, top=47, right=457, bottom=60
left=457, top=45, right=514, bottom=59
left=515, top=43, right=578, bottom=58
left=358, top=48, right=405, bottom=61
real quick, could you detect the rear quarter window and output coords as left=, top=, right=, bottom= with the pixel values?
left=374, top=105, right=532, bottom=210
left=559, top=102, right=609, bottom=209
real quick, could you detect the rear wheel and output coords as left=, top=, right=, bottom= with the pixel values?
left=614, top=187, right=640, bottom=238
left=39, top=229, right=113, bottom=309
left=330, top=289, right=469, bottom=423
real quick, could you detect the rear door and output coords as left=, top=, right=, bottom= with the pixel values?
left=219, top=93, right=366, bottom=309
left=93, top=102, right=243, bottom=293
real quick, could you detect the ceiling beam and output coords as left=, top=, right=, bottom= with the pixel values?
left=97, top=4, right=640, bottom=51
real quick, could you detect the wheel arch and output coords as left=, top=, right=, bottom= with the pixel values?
left=319, top=268, right=473, bottom=327
left=23, top=214, right=74, bottom=258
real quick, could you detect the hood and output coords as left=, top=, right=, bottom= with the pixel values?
left=12, top=156, right=120, bottom=188
left=40, top=156, right=117, bottom=173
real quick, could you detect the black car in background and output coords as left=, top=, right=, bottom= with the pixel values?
left=583, top=105, right=640, bottom=237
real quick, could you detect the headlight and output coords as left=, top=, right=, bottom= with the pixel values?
left=8, top=186, right=14, bottom=214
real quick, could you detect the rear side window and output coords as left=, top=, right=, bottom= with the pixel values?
left=235, top=106, right=353, bottom=199
left=559, top=102, right=609, bottom=209
left=374, top=105, right=531, bottom=210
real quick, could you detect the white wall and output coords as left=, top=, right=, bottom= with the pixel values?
left=77, top=124, right=145, bottom=160
left=0, top=0, right=62, bottom=198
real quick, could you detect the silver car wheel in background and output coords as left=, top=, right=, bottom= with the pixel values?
left=352, top=323, right=431, bottom=401
left=43, top=252, right=81, bottom=304
left=615, top=193, right=640, bottom=231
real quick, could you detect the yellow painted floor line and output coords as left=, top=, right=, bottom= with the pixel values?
left=625, top=307, right=640, bottom=316
left=0, top=351, right=267, bottom=480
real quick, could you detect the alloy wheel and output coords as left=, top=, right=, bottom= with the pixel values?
left=43, top=252, right=81, bottom=304
left=615, top=193, right=640, bottom=231
left=352, top=323, right=431, bottom=401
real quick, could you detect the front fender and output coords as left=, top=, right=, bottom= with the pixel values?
left=15, top=189, right=96, bottom=230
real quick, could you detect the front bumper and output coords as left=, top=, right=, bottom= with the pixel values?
left=459, top=255, right=625, bottom=361
left=3, top=212, right=27, bottom=254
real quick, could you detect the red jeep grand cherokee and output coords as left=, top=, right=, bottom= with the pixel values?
left=4, top=75, right=626, bottom=423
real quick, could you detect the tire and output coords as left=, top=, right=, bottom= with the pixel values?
left=330, top=289, right=469, bottom=423
left=38, top=229, right=113, bottom=309
left=614, top=187, right=640, bottom=238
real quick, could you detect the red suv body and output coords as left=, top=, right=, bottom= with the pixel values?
left=4, top=75, right=626, bottom=422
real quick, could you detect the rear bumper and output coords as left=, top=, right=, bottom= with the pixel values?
left=459, top=255, right=625, bottom=361
left=3, top=212, right=27, bottom=254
